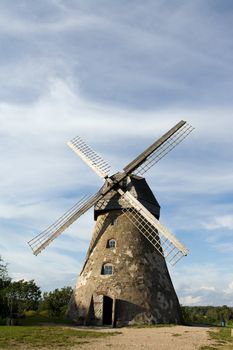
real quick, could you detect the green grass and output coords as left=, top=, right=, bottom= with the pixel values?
left=18, top=315, right=76, bottom=326
left=209, top=327, right=232, bottom=342
left=1, top=313, right=76, bottom=327
left=128, top=323, right=176, bottom=328
left=200, top=327, right=233, bottom=350
left=0, top=325, right=119, bottom=349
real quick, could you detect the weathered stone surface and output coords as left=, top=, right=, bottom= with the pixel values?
left=67, top=177, right=182, bottom=326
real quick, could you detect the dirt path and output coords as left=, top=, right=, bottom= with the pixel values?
left=77, top=325, right=213, bottom=350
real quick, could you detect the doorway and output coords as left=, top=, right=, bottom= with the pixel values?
left=102, top=296, right=113, bottom=325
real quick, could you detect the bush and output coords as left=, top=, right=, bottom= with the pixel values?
left=181, top=306, right=233, bottom=325
left=40, top=287, right=73, bottom=317
left=38, top=310, right=49, bottom=317
left=23, top=310, right=37, bottom=317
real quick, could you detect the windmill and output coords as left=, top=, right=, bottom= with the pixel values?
left=28, top=120, right=194, bottom=326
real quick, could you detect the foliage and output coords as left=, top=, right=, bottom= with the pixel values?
left=0, top=256, right=11, bottom=318
left=181, top=305, right=233, bottom=325
left=38, top=309, right=49, bottom=317
left=0, top=256, right=11, bottom=289
left=0, top=255, right=72, bottom=320
left=23, top=310, right=37, bottom=317
left=5, top=279, right=41, bottom=314
left=0, top=325, right=119, bottom=349
left=17, top=313, right=75, bottom=326
left=40, top=286, right=73, bottom=317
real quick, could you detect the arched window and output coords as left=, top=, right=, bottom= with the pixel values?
left=107, top=239, right=116, bottom=248
left=102, top=263, right=113, bottom=275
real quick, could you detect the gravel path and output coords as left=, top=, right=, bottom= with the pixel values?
left=77, top=325, right=213, bottom=350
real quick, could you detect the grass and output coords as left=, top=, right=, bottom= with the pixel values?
left=128, top=323, right=176, bottom=328
left=0, top=313, right=119, bottom=349
left=209, top=327, right=232, bottom=342
left=200, top=327, right=233, bottom=350
left=17, top=315, right=76, bottom=326
left=0, top=325, right=119, bottom=349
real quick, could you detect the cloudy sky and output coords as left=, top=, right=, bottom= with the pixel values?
left=0, top=0, right=233, bottom=306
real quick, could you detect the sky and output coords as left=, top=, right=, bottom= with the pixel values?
left=0, top=0, right=233, bottom=306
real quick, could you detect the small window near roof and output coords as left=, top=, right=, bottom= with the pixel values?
left=111, top=217, right=117, bottom=225
left=107, top=239, right=116, bottom=248
left=102, top=264, right=113, bottom=275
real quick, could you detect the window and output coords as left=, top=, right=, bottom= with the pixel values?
left=107, top=239, right=116, bottom=248
left=111, top=217, right=117, bottom=225
left=121, top=178, right=128, bottom=189
left=102, top=264, right=113, bottom=275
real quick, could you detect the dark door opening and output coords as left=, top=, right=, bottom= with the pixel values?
left=103, top=296, right=113, bottom=325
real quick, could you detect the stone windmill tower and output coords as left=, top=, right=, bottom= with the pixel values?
left=28, top=120, right=194, bottom=326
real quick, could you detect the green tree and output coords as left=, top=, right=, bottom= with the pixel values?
left=5, top=280, right=41, bottom=314
left=0, top=256, right=10, bottom=287
left=206, top=307, right=218, bottom=323
left=181, top=305, right=233, bottom=326
left=181, top=306, right=192, bottom=324
left=0, top=256, right=11, bottom=318
left=40, top=286, right=73, bottom=317
left=218, top=305, right=232, bottom=322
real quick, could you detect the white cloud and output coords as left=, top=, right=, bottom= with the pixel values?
left=205, top=215, right=233, bottom=231
left=224, top=281, right=233, bottom=295
left=200, top=286, right=216, bottom=292
left=0, top=2, right=102, bottom=35
left=180, top=295, right=202, bottom=305
left=170, top=260, right=233, bottom=305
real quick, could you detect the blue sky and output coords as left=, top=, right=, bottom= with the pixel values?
left=0, top=0, right=233, bottom=306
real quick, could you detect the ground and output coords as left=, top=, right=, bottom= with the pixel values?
left=77, top=325, right=213, bottom=350
left=1, top=323, right=233, bottom=349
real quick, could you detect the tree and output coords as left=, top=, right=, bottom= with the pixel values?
left=218, top=305, right=232, bottom=322
left=0, top=256, right=10, bottom=288
left=206, top=307, right=218, bottom=323
left=0, top=256, right=11, bottom=318
left=40, top=287, right=73, bottom=317
left=5, top=280, right=41, bottom=314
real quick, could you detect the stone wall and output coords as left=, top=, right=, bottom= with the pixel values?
left=67, top=210, right=182, bottom=326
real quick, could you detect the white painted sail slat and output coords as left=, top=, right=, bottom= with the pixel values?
left=121, top=190, right=188, bottom=265
left=67, top=136, right=111, bottom=179
left=28, top=191, right=102, bottom=255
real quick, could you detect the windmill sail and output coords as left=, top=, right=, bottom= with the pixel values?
left=29, top=120, right=193, bottom=261
left=124, top=120, right=194, bottom=176
left=120, top=190, right=188, bottom=265
left=67, top=136, right=111, bottom=178
left=28, top=191, right=103, bottom=255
